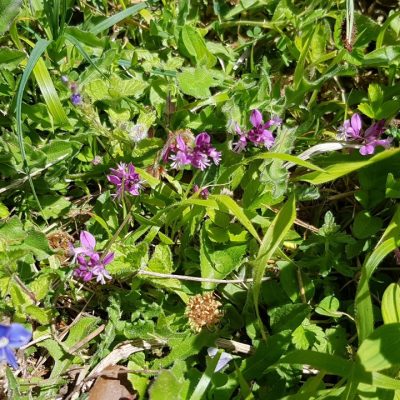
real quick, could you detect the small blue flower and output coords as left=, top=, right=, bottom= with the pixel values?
left=0, top=323, right=32, bottom=369
left=207, top=347, right=233, bottom=372
left=70, top=93, right=82, bottom=105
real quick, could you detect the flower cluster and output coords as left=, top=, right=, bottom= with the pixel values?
left=168, top=132, right=221, bottom=171
left=70, top=231, right=113, bottom=285
left=61, top=76, right=82, bottom=105
left=0, top=323, right=31, bottom=369
left=107, top=162, right=143, bottom=199
left=186, top=292, right=223, bottom=332
left=233, top=109, right=282, bottom=152
left=339, top=113, right=391, bottom=155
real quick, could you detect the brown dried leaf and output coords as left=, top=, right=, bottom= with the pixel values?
left=88, top=366, right=137, bottom=400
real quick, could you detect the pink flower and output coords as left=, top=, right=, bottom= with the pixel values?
left=70, top=231, right=113, bottom=285
left=340, top=114, right=391, bottom=155
left=168, top=132, right=221, bottom=171
left=233, top=109, right=281, bottom=152
left=107, top=163, right=143, bottom=199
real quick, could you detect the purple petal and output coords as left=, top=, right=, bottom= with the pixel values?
left=360, top=144, right=374, bottom=155
left=176, top=136, right=187, bottom=152
left=373, top=138, right=391, bottom=149
left=195, top=132, right=211, bottom=147
left=351, top=113, right=362, bottom=134
left=107, top=175, right=122, bottom=185
left=102, top=252, right=115, bottom=265
left=250, top=109, right=263, bottom=127
left=80, top=231, right=96, bottom=251
left=6, top=324, right=32, bottom=348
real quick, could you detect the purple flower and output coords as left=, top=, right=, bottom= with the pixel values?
left=191, top=132, right=221, bottom=171
left=107, top=162, right=143, bottom=199
left=71, top=231, right=114, bottom=285
left=170, top=136, right=192, bottom=169
left=168, top=132, right=221, bottom=171
left=248, top=109, right=276, bottom=148
left=70, top=93, right=82, bottom=105
left=74, top=252, right=113, bottom=285
left=342, top=113, right=362, bottom=139
left=69, top=230, right=96, bottom=260
left=233, top=109, right=281, bottom=152
left=193, top=184, right=210, bottom=199
left=0, top=323, right=32, bottom=369
left=232, top=124, right=248, bottom=153
left=61, top=75, right=69, bottom=84
left=341, top=114, right=391, bottom=155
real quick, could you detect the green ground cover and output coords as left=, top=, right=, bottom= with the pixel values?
left=1, top=0, right=400, bottom=398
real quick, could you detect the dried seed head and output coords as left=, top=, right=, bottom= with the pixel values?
left=341, top=18, right=357, bottom=52
left=47, top=231, right=73, bottom=263
left=186, top=292, right=223, bottom=332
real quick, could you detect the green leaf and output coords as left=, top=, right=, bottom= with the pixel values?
left=0, top=202, right=9, bottom=218
left=276, top=350, right=353, bottom=377
left=25, top=304, right=52, bottom=324
left=149, top=370, right=185, bottom=400
left=177, top=67, right=217, bottom=99
left=200, top=223, right=247, bottom=289
left=0, top=0, right=22, bottom=34
left=15, top=38, right=50, bottom=219
left=38, top=195, right=71, bottom=220
left=21, top=230, right=53, bottom=260
left=298, top=148, right=400, bottom=185
left=0, top=47, right=25, bottom=70
left=253, top=195, right=296, bottom=338
left=33, top=56, right=70, bottom=126
left=148, top=244, right=173, bottom=273
left=382, top=283, right=400, bottom=324
left=190, top=351, right=221, bottom=400
left=49, top=316, right=99, bottom=380
left=353, top=211, right=383, bottom=240
left=269, top=303, right=311, bottom=333
left=85, top=75, right=148, bottom=101
left=212, top=194, right=260, bottom=242
left=363, top=45, right=400, bottom=66
left=315, top=295, right=344, bottom=318
left=40, top=140, right=81, bottom=164
left=179, top=26, right=216, bottom=68
left=368, top=83, right=384, bottom=107
left=89, top=2, right=147, bottom=35
left=386, top=173, right=400, bottom=199
left=357, top=323, right=400, bottom=371
left=355, top=207, right=400, bottom=343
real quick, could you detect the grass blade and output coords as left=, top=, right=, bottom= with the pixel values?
left=355, top=206, right=400, bottom=343
left=253, top=194, right=296, bottom=339
left=33, top=57, right=70, bottom=126
left=15, top=38, right=50, bottom=222
left=89, top=2, right=147, bottom=35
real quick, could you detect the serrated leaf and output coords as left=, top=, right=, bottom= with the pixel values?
left=177, top=68, right=216, bottom=99
left=86, top=75, right=148, bottom=101
left=200, top=223, right=247, bottom=289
